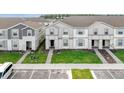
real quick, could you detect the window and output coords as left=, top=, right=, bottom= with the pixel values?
left=50, top=31, right=54, bottom=35
left=63, top=32, right=68, bottom=35
left=105, top=31, right=108, bottom=35
left=27, top=30, right=32, bottom=36
left=77, top=39, right=84, bottom=46
left=50, top=28, right=54, bottom=35
left=0, top=44, right=2, bottom=47
left=13, top=44, right=17, bottom=47
left=118, top=39, right=123, bottom=46
left=118, top=31, right=123, bottom=35
left=77, top=29, right=84, bottom=35
left=93, top=28, right=98, bottom=35
left=12, top=29, right=18, bottom=37
left=94, top=31, right=97, bottom=35
left=0, top=33, right=2, bottom=36
left=78, top=31, right=83, bottom=35
left=63, top=39, right=68, bottom=46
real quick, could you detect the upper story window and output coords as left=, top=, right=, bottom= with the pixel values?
left=63, top=29, right=69, bottom=35
left=63, top=32, right=68, bottom=35
left=104, top=28, right=109, bottom=35
left=27, top=30, right=32, bottom=36
left=12, top=29, right=18, bottom=37
left=93, top=28, right=98, bottom=35
left=50, top=28, right=54, bottom=35
left=117, top=29, right=124, bottom=35
left=0, top=31, right=4, bottom=36
left=63, top=39, right=68, bottom=46
left=77, top=29, right=84, bottom=35
left=118, top=31, right=123, bottom=35
left=0, top=33, right=2, bottom=36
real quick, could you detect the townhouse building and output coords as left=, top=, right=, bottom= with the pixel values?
left=0, top=18, right=48, bottom=51
left=45, top=16, right=124, bottom=50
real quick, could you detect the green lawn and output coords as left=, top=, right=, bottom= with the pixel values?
left=113, top=50, right=124, bottom=63
left=0, top=52, right=22, bottom=64
left=52, top=50, right=102, bottom=64
left=72, top=69, right=93, bottom=79
left=23, top=50, right=47, bottom=64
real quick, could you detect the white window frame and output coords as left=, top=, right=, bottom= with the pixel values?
left=63, top=39, right=68, bottom=47
left=77, top=29, right=84, bottom=35
left=63, top=29, right=69, bottom=35
left=104, top=28, right=109, bottom=35
left=77, top=39, right=84, bottom=47
left=27, top=30, right=32, bottom=36
left=12, top=29, right=19, bottom=37
left=49, top=28, right=54, bottom=35
left=118, top=39, right=123, bottom=46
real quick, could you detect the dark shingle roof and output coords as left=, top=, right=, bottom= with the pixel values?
left=61, top=16, right=124, bottom=27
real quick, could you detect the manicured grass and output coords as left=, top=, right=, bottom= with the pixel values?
left=72, top=69, right=93, bottom=79
left=23, top=50, right=47, bottom=64
left=0, top=52, right=22, bottom=64
left=113, top=50, right=124, bottom=63
left=52, top=50, right=102, bottom=64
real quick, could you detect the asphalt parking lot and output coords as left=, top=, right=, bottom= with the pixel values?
left=8, top=69, right=69, bottom=79
left=93, top=69, right=124, bottom=79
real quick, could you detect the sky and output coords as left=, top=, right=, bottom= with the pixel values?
left=0, top=14, right=41, bottom=17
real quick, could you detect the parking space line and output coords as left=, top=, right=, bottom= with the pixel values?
left=11, top=71, right=18, bottom=79
left=107, top=70, right=115, bottom=79
left=48, top=70, right=51, bottom=79
left=91, top=70, right=97, bottom=79
left=29, top=70, right=35, bottom=79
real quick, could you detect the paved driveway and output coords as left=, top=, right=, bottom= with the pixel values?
left=93, top=69, right=124, bottom=79
left=8, top=69, right=69, bottom=79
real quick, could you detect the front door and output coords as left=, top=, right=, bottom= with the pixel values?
left=50, top=40, right=54, bottom=48
left=26, top=41, right=32, bottom=50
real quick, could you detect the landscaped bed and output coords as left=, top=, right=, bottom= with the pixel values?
left=113, top=50, right=124, bottom=63
left=72, top=69, right=93, bottom=79
left=0, top=52, right=22, bottom=64
left=51, top=50, right=102, bottom=64
left=23, top=49, right=47, bottom=64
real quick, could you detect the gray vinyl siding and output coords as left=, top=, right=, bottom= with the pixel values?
left=22, top=27, right=35, bottom=36
left=8, top=24, right=26, bottom=39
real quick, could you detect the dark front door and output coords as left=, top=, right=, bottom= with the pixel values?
left=50, top=40, right=54, bottom=47
left=26, top=41, right=32, bottom=50
left=103, top=40, right=105, bottom=47
left=92, top=40, right=94, bottom=47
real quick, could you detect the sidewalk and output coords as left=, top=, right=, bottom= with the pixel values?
left=45, top=48, right=54, bottom=64
left=16, top=51, right=30, bottom=64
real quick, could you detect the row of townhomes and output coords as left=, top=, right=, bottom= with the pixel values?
left=0, top=17, right=48, bottom=51
left=1, top=15, right=124, bottom=51
left=46, top=16, right=124, bottom=50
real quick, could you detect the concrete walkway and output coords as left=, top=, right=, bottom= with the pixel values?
left=16, top=51, right=30, bottom=64
left=94, top=49, right=108, bottom=64
left=45, top=48, right=54, bottom=64
left=13, top=64, right=124, bottom=69
left=105, top=49, right=122, bottom=64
